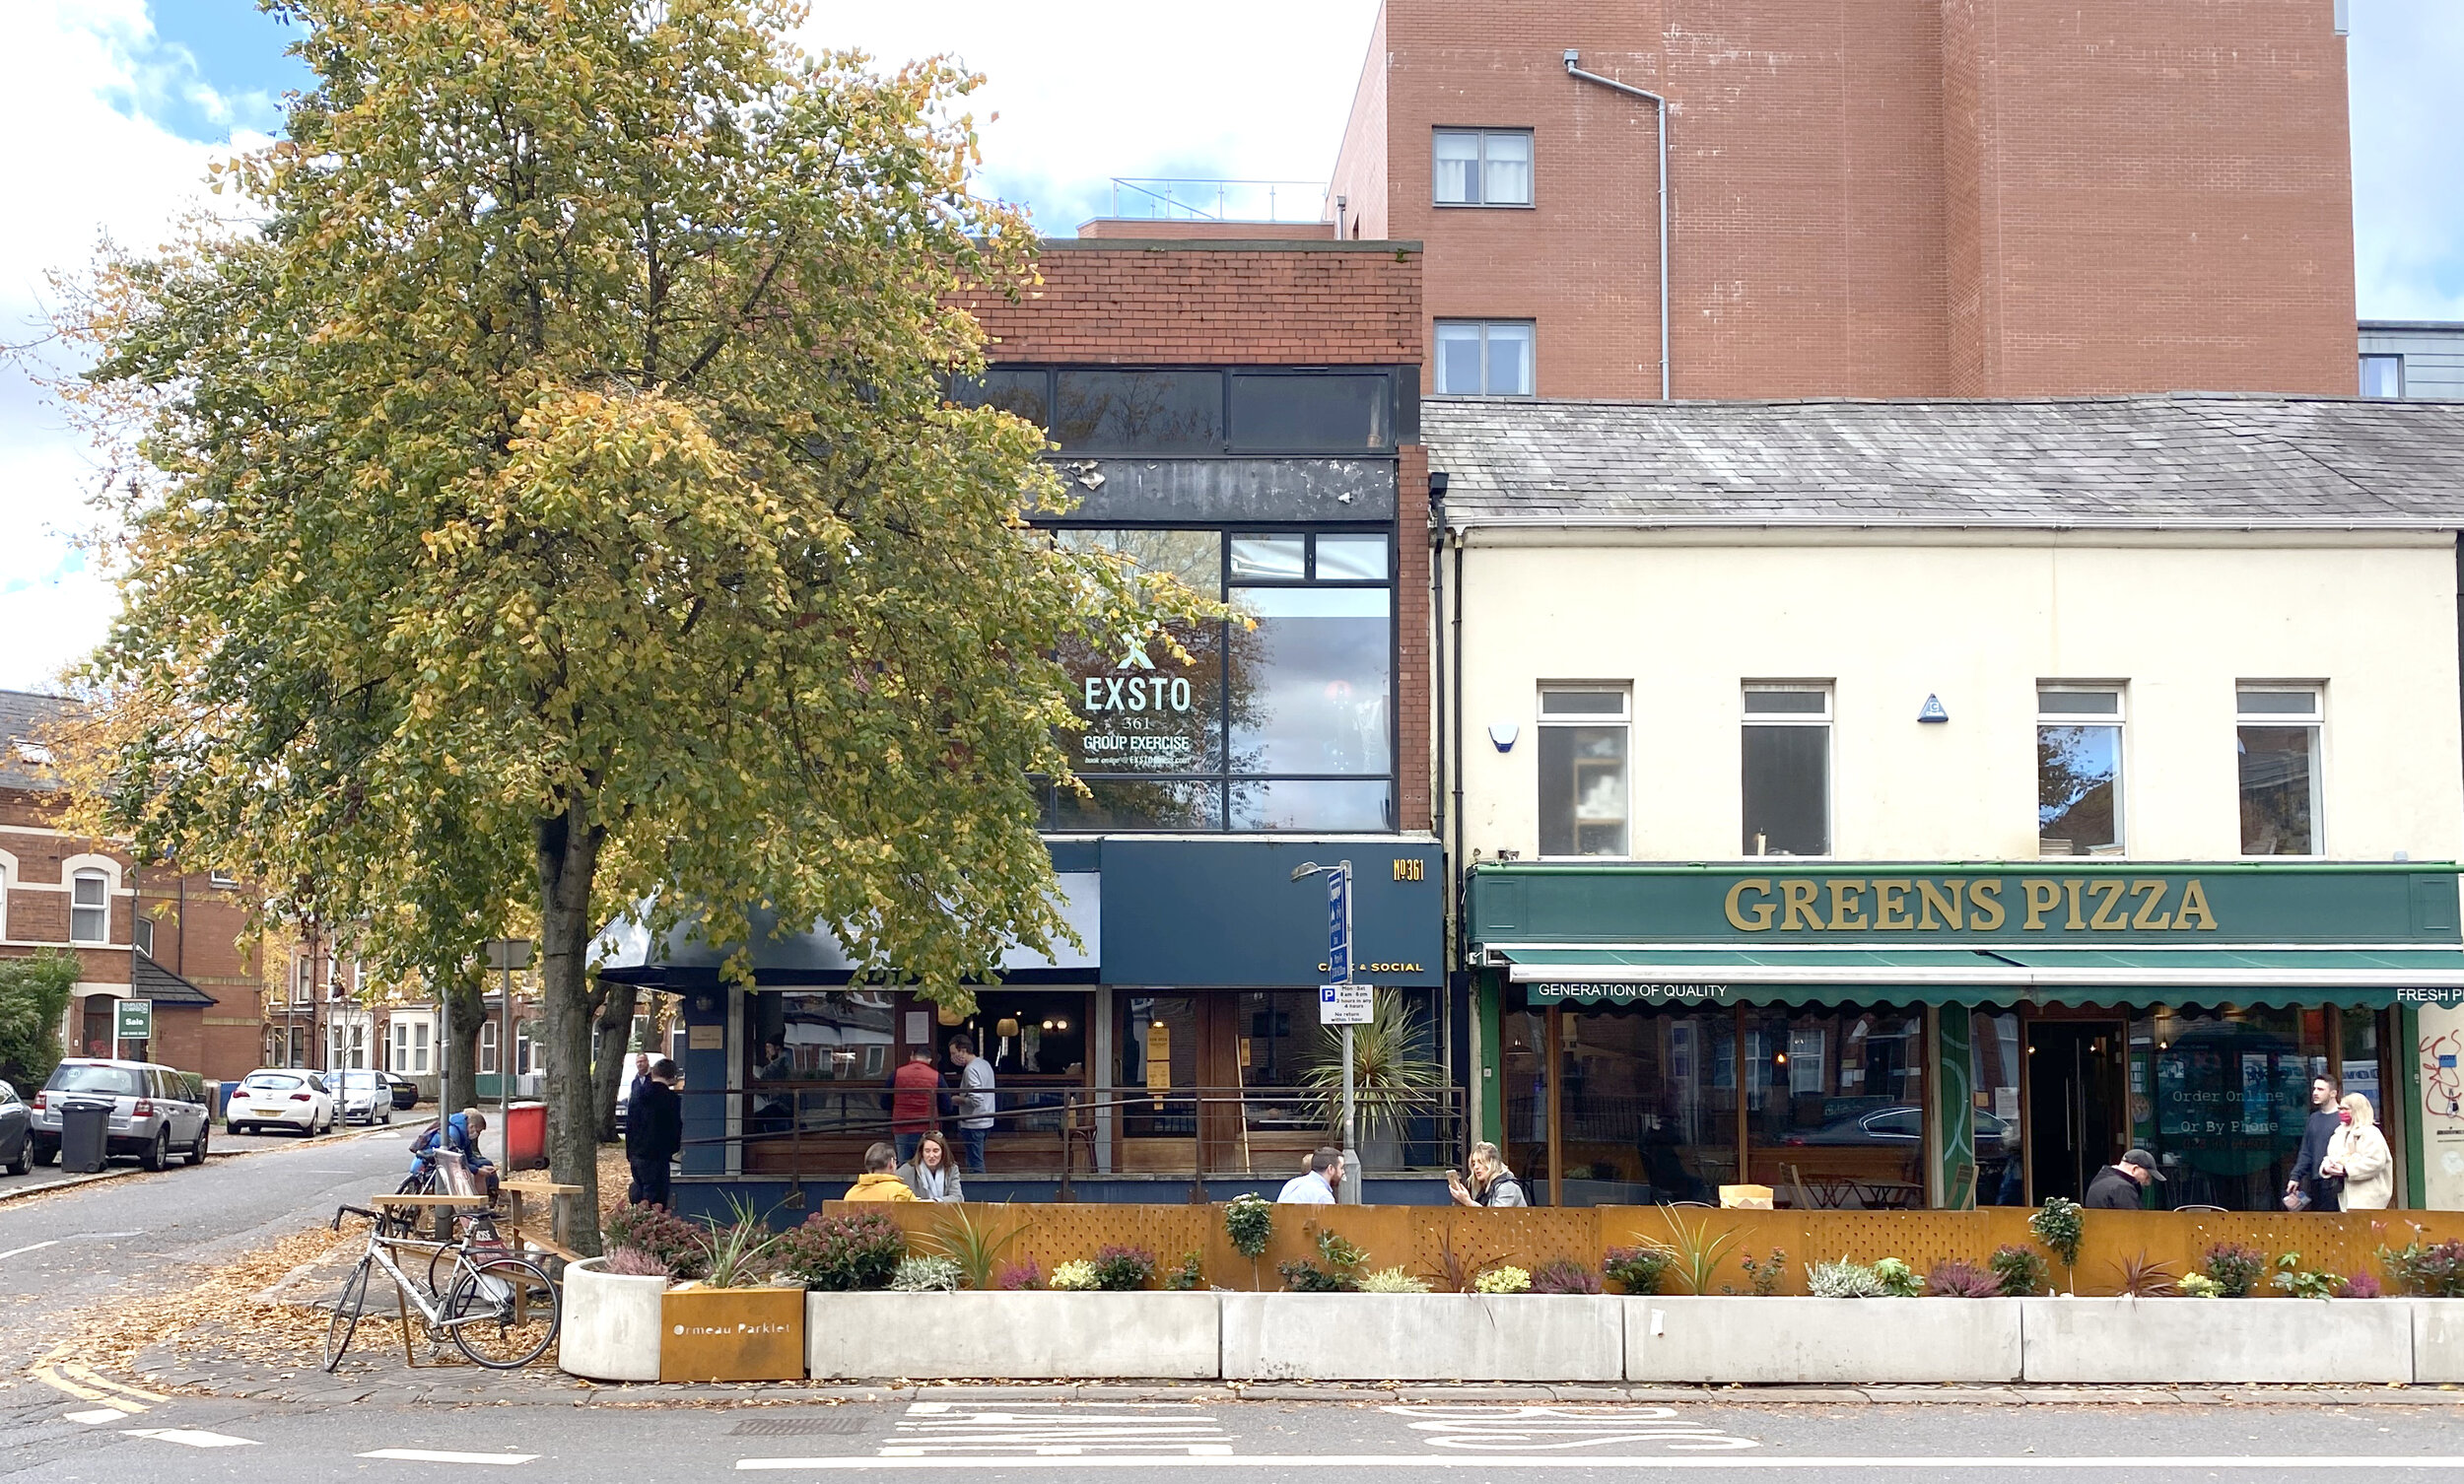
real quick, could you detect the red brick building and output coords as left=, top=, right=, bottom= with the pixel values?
left=1306, top=0, right=2357, bottom=399
left=1, top=690, right=267, bottom=1083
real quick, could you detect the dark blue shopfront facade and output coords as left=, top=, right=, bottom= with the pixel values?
left=633, top=835, right=1447, bottom=1218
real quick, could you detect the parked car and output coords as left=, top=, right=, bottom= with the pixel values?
left=28, top=1058, right=213, bottom=1171
left=0, top=1080, right=30, bottom=1176
left=227, top=1067, right=337, bottom=1137
left=379, top=1071, right=421, bottom=1111
left=335, top=1068, right=394, bottom=1125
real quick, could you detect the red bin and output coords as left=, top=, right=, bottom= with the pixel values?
left=505, top=1100, right=548, bottom=1170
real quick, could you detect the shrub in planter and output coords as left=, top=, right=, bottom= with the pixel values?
left=1224, top=1193, right=1273, bottom=1258
left=1989, top=1244, right=2049, bottom=1297
left=776, top=1211, right=905, bottom=1291
left=2180, top=1273, right=2223, bottom=1298
left=700, top=1196, right=785, bottom=1288
left=1603, top=1245, right=1674, bottom=1296
left=1736, top=1248, right=1788, bottom=1297
left=1472, top=1264, right=1532, bottom=1295
left=1531, top=1258, right=1604, bottom=1295
left=1807, top=1256, right=1888, bottom=1299
left=2337, top=1271, right=2383, bottom=1299
left=1048, top=1259, right=1101, bottom=1291
left=1163, top=1252, right=1205, bottom=1291
left=889, top=1255, right=966, bottom=1293
left=1924, top=1259, right=2000, bottom=1299
left=1277, top=1228, right=1367, bottom=1293
left=603, top=1202, right=711, bottom=1281
left=995, top=1256, right=1044, bottom=1291
left=1871, top=1257, right=1922, bottom=1298
left=2270, top=1252, right=2342, bottom=1300
left=2200, top=1243, right=2267, bottom=1298
left=2380, top=1236, right=2464, bottom=1297
left=1091, top=1245, right=1157, bottom=1291
left=1359, top=1265, right=1429, bottom=1294
left=2029, top=1197, right=2085, bottom=1272
left=599, top=1246, right=672, bottom=1278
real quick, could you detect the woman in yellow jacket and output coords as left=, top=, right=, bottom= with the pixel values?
left=2321, top=1094, right=2394, bottom=1211
left=844, top=1141, right=921, bottom=1202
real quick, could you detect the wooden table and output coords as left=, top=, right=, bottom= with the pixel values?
left=501, top=1181, right=585, bottom=1262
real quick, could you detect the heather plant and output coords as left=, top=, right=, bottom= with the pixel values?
left=598, top=1246, right=671, bottom=1279
left=2336, top=1271, right=2383, bottom=1300
left=995, top=1256, right=1044, bottom=1291
left=1530, top=1258, right=1604, bottom=1295
left=602, top=1202, right=710, bottom=1281
left=1603, top=1245, right=1675, bottom=1296
left=1989, top=1244, right=2050, bottom=1297
left=2200, top=1243, right=2267, bottom=1298
left=774, top=1211, right=905, bottom=1292
left=1090, top=1245, right=1158, bottom=1292
left=1923, top=1259, right=2001, bottom=1299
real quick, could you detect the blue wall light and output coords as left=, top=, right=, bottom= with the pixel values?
left=1917, top=694, right=1950, bottom=724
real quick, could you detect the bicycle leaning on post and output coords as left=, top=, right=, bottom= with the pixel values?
left=322, top=1203, right=561, bottom=1371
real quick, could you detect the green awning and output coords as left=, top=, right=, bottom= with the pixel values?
left=1497, top=945, right=2464, bottom=1009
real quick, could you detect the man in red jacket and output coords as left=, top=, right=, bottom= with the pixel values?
left=889, top=1046, right=944, bottom=1164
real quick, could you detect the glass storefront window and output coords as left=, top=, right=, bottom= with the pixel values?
left=1557, top=1006, right=1739, bottom=1205
left=1500, top=1009, right=1548, bottom=1203
left=1971, top=1010, right=2025, bottom=1205
left=1228, top=778, right=1392, bottom=831
left=1228, top=585, right=1391, bottom=775
left=2140, top=1005, right=2330, bottom=1210
left=2341, top=1008, right=2384, bottom=1123
left=1745, top=1006, right=1927, bottom=1208
left=1120, top=994, right=1199, bottom=1138
left=1054, top=370, right=1222, bottom=452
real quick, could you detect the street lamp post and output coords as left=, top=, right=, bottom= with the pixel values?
left=1291, top=859, right=1360, bottom=1204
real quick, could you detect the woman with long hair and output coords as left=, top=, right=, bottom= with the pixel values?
left=2320, top=1093, right=2393, bottom=1211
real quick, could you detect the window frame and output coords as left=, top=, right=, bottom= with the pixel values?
left=2035, top=683, right=2128, bottom=857
left=1432, top=320, right=1537, bottom=396
left=2235, top=683, right=2326, bottom=858
left=1740, top=682, right=1834, bottom=859
left=952, top=366, right=1407, bottom=457
left=1537, top=683, right=1633, bottom=860
left=1432, top=127, right=1536, bottom=209
left=69, top=869, right=109, bottom=945
left=2359, top=354, right=2405, bottom=399
left=132, top=915, right=156, bottom=959
left=1041, top=522, right=1399, bottom=835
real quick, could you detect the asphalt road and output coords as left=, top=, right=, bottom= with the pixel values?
left=0, top=1115, right=419, bottom=1201
left=1, top=1393, right=2461, bottom=1482
left=0, top=1117, right=416, bottom=1362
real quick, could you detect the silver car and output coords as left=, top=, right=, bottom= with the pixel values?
left=30, top=1058, right=212, bottom=1171
left=336, top=1068, right=394, bottom=1125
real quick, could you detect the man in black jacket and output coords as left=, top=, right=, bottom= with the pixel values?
left=2286, top=1074, right=2343, bottom=1211
left=624, top=1058, right=684, bottom=1208
left=2084, top=1148, right=2164, bottom=1209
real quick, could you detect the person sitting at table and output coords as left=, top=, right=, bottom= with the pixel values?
left=1446, top=1141, right=1531, bottom=1207
left=845, top=1141, right=920, bottom=1202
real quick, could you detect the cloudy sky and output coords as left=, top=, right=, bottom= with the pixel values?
left=2, top=0, right=2458, bottom=692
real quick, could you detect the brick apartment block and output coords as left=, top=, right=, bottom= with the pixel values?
left=1297, top=0, right=2358, bottom=399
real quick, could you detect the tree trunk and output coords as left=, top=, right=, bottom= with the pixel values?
left=536, top=798, right=607, bottom=1254
left=442, top=957, right=487, bottom=1119
left=591, top=975, right=640, bottom=1144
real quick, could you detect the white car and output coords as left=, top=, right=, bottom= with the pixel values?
left=335, top=1068, right=394, bottom=1125
left=227, top=1068, right=336, bottom=1136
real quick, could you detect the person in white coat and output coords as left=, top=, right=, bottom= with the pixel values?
left=2320, top=1093, right=2394, bottom=1211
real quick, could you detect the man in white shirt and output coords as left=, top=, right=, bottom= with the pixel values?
left=1276, top=1145, right=1344, bottom=1204
left=948, top=1034, right=995, bottom=1174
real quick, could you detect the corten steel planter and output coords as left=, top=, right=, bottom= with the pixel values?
left=659, top=1283, right=806, bottom=1383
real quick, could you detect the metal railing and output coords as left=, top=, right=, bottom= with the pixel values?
left=682, top=1083, right=1465, bottom=1192
left=1106, top=177, right=1329, bottom=224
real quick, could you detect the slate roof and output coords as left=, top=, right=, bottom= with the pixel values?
left=133, top=953, right=218, bottom=1008
left=1421, top=394, right=2464, bottom=529
left=0, top=690, right=73, bottom=792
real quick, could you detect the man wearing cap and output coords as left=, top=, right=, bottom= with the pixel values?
left=2084, top=1148, right=2164, bottom=1209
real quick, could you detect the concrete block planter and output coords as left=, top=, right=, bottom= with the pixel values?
left=1624, top=1297, right=2022, bottom=1383
left=807, top=1292, right=1221, bottom=1380
left=559, top=1257, right=668, bottom=1383
left=1220, top=1293, right=1622, bottom=1382
left=2021, top=1297, right=2414, bottom=1383
left=2414, top=1300, right=2464, bottom=1383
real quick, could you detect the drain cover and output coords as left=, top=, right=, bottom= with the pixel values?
left=729, top=1416, right=868, bottom=1437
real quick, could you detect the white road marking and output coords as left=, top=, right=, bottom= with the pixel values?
left=737, top=1457, right=2464, bottom=1473
left=359, top=1449, right=539, bottom=1465
left=65, top=1408, right=128, bottom=1425
left=1384, top=1403, right=1758, bottom=1452
left=887, top=1402, right=1233, bottom=1458
left=0, top=1240, right=60, bottom=1260
left=119, top=1428, right=259, bottom=1448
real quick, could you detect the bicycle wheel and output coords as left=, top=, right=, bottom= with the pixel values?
left=323, top=1255, right=372, bottom=1373
left=428, top=1215, right=508, bottom=1296
left=445, top=1257, right=560, bottom=1369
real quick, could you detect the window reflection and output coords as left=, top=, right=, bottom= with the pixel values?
left=1745, top=1007, right=1927, bottom=1208
left=1229, top=586, right=1391, bottom=775
left=1055, top=371, right=1221, bottom=452
left=1229, top=778, right=1391, bottom=831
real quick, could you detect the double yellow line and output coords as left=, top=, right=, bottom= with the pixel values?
left=30, top=1343, right=167, bottom=1415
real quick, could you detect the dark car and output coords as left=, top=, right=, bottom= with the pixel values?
left=1786, top=1105, right=2019, bottom=1155
left=379, top=1071, right=420, bottom=1111
left=0, top=1080, right=30, bottom=1176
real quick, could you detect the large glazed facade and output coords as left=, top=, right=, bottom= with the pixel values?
left=1427, top=394, right=2464, bottom=1211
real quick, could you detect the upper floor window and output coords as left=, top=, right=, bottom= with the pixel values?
left=1742, top=685, right=1831, bottom=857
left=2238, top=686, right=2323, bottom=855
left=1434, top=321, right=1535, bottom=395
left=2360, top=354, right=2404, bottom=398
left=952, top=368, right=1403, bottom=455
left=208, top=870, right=240, bottom=888
left=70, top=870, right=109, bottom=944
left=1538, top=686, right=1629, bottom=857
left=133, top=916, right=156, bottom=958
left=1434, top=128, right=1534, bottom=207
left=2038, top=686, right=2124, bottom=856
